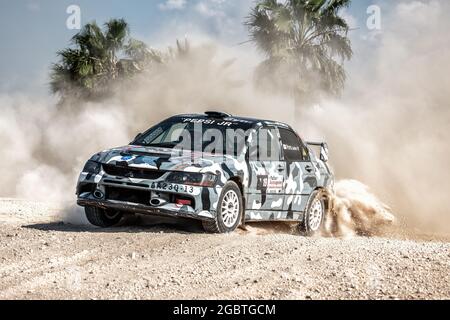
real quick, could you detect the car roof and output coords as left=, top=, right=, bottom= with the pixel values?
left=171, top=113, right=293, bottom=130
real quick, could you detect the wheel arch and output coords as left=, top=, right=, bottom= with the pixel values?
left=314, top=187, right=332, bottom=213
left=228, top=176, right=246, bottom=224
left=229, top=176, right=244, bottom=194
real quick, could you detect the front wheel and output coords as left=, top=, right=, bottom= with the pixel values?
left=299, top=191, right=326, bottom=237
left=85, top=206, right=124, bottom=228
left=202, top=181, right=243, bottom=234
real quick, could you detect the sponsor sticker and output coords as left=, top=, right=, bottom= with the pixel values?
left=267, top=176, right=284, bottom=193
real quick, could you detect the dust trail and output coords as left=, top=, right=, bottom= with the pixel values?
left=298, top=0, right=450, bottom=234
left=238, top=180, right=395, bottom=238
left=325, top=180, right=396, bottom=238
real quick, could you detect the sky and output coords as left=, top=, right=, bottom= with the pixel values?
left=0, top=0, right=384, bottom=94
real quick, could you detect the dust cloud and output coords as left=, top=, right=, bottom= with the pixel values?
left=299, top=0, right=450, bottom=234
left=326, top=180, right=395, bottom=238
left=0, top=0, right=448, bottom=234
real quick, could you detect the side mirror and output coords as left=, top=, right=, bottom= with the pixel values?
left=131, top=133, right=143, bottom=145
left=320, top=143, right=329, bottom=163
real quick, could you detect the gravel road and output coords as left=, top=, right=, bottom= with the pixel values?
left=0, top=199, right=449, bottom=300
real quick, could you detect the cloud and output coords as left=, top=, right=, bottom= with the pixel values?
left=159, top=0, right=187, bottom=11
left=195, top=0, right=226, bottom=17
left=149, top=0, right=252, bottom=44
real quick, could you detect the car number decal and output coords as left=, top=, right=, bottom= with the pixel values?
left=256, top=175, right=269, bottom=190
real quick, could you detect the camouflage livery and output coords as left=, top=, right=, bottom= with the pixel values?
left=76, top=113, right=334, bottom=224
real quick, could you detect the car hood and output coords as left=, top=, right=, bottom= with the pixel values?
left=90, top=145, right=240, bottom=173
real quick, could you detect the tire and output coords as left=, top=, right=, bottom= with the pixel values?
left=85, top=206, right=124, bottom=228
left=202, top=181, right=243, bottom=234
left=299, top=190, right=326, bottom=237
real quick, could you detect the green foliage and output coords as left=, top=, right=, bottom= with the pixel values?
left=50, top=19, right=163, bottom=102
left=247, top=0, right=353, bottom=104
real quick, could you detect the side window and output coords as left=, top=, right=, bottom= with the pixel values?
left=279, top=128, right=309, bottom=162
left=248, top=127, right=282, bottom=161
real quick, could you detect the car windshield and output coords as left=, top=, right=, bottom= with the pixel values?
left=133, top=117, right=254, bottom=156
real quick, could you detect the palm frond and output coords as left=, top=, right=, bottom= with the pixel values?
left=247, top=0, right=353, bottom=100
left=104, top=18, right=129, bottom=51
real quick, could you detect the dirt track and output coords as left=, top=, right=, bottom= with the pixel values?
left=0, top=199, right=449, bottom=300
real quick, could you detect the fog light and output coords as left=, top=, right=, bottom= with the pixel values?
left=176, top=199, right=192, bottom=206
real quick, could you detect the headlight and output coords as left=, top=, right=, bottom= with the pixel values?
left=83, top=160, right=101, bottom=174
left=166, top=172, right=217, bottom=187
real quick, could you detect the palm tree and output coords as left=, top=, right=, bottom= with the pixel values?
left=50, top=19, right=162, bottom=102
left=247, top=0, right=353, bottom=109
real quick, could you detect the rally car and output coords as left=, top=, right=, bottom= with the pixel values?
left=76, top=111, right=334, bottom=235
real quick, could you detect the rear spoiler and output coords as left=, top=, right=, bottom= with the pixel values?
left=306, top=142, right=329, bottom=162
left=306, top=142, right=327, bottom=148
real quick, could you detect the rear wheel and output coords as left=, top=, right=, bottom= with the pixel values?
left=299, top=191, right=326, bottom=237
left=85, top=206, right=123, bottom=228
left=202, top=181, right=243, bottom=234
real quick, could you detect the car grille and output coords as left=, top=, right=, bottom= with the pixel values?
left=105, top=186, right=150, bottom=206
left=103, top=164, right=165, bottom=180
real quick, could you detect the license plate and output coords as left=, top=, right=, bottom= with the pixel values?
left=150, top=182, right=195, bottom=194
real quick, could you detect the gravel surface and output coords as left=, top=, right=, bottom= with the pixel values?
left=0, top=199, right=449, bottom=300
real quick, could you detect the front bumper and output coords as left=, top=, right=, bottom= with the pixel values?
left=77, top=193, right=215, bottom=222
left=76, top=167, right=221, bottom=222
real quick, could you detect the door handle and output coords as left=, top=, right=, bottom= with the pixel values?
left=305, top=165, right=313, bottom=173
left=277, top=165, right=285, bottom=172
